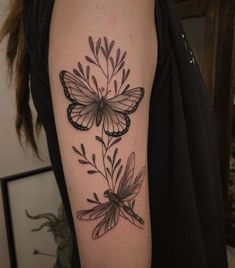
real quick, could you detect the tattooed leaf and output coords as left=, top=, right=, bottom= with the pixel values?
left=78, top=62, right=84, bottom=76
left=114, top=158, right=121, bottom=171
left=125, top=69, right=130, bottom=80
left=116, top=48, right=121, bottom=66
left=93, top=193, right=99, bottom=203
left=123, top=84, right=130, bottom=92
left=108, top=40, right=115, bottom=57
left=89, top=36, right=94, bottom=53
left=92, top=153, right=96, bottom=164
left=95, top=136, right=106, bottom=148
left=104, top=37, right=109, bottom=53
left=122, top=69, right=125, bottom=84
left=110, top=138, right=121, bottom=148
left=85, top=56, right=96, bottom=64
left=120, top=51, right=127, bottom=62
left=79, top=159, right=89, bottom=164
left=73, top=69, right=82, bottom=78
left=92, top=75, right=98, bottom=90
left=81, top=144, right=86, bottom=156
left=86, top=65, right=90, bottom=80
left=72, top=146, right=82, bottom=156
left=87, top=170, right=98, bottom=174
left=106, top=167, right=112, bottom=177
left=114, top=80, right=118, bottom=93
left=87, top=198, right=98, bottom=204
left=132, top=199, right=135, bottom=209
left=95, top=135, right=103, bottom=142
left=113, top=148, right=118, bottom=164
left=101, top=46, right=107, bottom=59
left=122, top=68, right=130, bottom=84
left=96, top=38, right=101, bottom=56
left=116, top=61, right=125, bottom=74
left=116, top=165, right=123, bottom=181
left=107, top=155, right=112, bottom=165
left=110, top=57, right=115, bottom=70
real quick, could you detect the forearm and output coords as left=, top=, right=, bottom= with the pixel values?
left=49, top=1, right=157, bottom=267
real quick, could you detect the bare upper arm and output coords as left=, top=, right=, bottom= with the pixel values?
left=49, top=1, right=157, bottom=267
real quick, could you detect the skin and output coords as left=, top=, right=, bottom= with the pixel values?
left=48, top=0, right=158, bottom=267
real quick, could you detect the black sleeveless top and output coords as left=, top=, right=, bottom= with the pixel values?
left=23, top=0, right=228, bottom=267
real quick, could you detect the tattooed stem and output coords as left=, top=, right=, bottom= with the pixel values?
left=72, top=145, right=112, bottom=189
left=93, top=53, right=108, bottom=78
left=106, top=57, right=109, bottom=92
left=101, top=128, right=108, bottom=176
left=98, top=62, right=108, bottom=78
left=84, top=155, right=105, bottom=177
left=107, top=136, right=112, bottom=149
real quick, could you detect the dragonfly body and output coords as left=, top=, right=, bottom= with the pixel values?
left=122, top=204, right=144, bottom=225
left=104, top=189, right=144, bottom=225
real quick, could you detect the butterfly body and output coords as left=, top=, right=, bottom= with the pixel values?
left=96, top=96, right=106, bottom=127
left=104, top=189, right=144, bottom=224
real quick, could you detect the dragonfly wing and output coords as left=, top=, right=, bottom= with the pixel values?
left=117, top=153, right=135, bottom=197
left=76, top=202, right=112, bottom=221
left=120, top=166, right=146, bottom=201
left=92, top=203, right=119, bottom=239
left=117, top=152, right=146, bottom=201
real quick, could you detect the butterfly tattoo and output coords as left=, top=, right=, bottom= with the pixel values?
left=59, top=36, right=144, bottom=137
left=77, top=152, right=145, bottom=239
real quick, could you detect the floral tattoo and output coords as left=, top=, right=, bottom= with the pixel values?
left=59, top=36, right=146, bottom=239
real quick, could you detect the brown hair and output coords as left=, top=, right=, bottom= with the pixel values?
left=0, top=0, right=40, bottom=156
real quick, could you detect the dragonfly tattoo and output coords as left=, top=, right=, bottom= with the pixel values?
left=77, top=153, right=145, bottom=239
left=60, top=36, right=146, bottom=239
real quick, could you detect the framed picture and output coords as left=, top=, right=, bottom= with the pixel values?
left=1, top=167, right=73, bottom=268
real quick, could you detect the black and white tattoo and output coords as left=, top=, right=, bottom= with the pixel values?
left=60, top=36, right=146, bottom=239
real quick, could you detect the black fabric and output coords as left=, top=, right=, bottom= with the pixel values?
left=23, top=0, right=228, bottom=267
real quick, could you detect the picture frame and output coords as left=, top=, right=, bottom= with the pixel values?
left=1, top=166, right=73, bottom=268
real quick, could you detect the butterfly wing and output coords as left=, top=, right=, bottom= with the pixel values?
left=107, top=87, right=144, bottom=114
left=103, top=87, right=144, bottom=136
left=117, top=153, right=146, bottom=201
left=60, top=71, right=100, bottom=131
left=76, top=202, right=112, bottom=220
left=92, top=203, right=119, bottom=239
left=60, top=71, right=99, bottom=104
left=102, top=105, right=130, bottom=136
left=67, top=102, right=98, bottom=130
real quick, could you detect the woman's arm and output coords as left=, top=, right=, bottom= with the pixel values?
left=49, top=0, right=157, bottom=267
